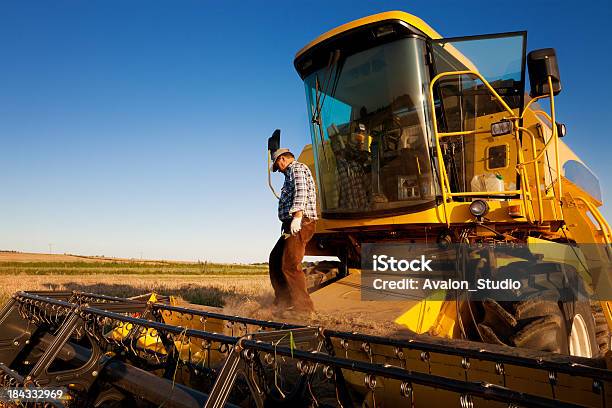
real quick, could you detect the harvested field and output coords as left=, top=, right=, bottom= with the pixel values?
left=0, top=253, right=269, bottom=307
left=0, top=252, right=268, bottom=276
left=0, top=251, right=203, bottom=263
left=0, top=262, right=267, bottom=276
left=0, top=252, right=104, bottom=263
left=0, top=274, right=405, bottom=337
left=0, top=274, right=271, bottom=308
left=0, top=252, right=407, bottom=337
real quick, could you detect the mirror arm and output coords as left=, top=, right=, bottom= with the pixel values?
left=267, top=151, right=280, bottom=199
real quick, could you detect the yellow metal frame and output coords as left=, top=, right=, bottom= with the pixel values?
left=573, top=196, right=612, bottom=245
left=428, top=70, right=564, bottom=226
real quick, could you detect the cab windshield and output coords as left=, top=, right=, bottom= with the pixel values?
left=304, top=38, right=436, bottom=216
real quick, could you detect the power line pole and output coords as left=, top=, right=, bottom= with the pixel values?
left=48, top=243, right=53, bottom=254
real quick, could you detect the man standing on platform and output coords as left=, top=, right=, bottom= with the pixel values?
left=268, top=148, right=318, bottom=312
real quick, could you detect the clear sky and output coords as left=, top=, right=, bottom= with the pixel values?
left=1, top=1, right=610, bottom=262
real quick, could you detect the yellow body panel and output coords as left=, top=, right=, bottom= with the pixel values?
left=308, top=269, right=445, bottom=335
left=295, top=11, right=442, bottom=60
left=394, top=296, right=445, bottom=334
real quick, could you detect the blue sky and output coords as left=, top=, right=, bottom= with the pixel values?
left=1, top=1, right=610, bottom=262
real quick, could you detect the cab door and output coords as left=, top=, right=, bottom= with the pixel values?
left=430, top=32, right=527, bottom=197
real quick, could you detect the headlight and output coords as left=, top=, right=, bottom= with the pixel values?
left=491, top=120, right=514, bottom=137
left=469, top=199, right=489, bottom=218
left=556, top=122, right=566, bottom=138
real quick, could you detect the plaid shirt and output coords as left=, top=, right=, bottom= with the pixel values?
left=336, top=156, right=367, bottom=210
left=278, top=161, right=318, bottom=221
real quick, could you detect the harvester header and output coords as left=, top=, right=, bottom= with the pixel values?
left=0, top=290, right=610, bottom=407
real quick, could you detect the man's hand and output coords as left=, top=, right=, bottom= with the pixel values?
left=290, top=216, right=302, bottom=235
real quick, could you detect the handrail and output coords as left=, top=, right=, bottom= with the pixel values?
left=521, top=95, right=548, bottom=117
left=517, top=126, right=556, bottom=167
left=437, top=129, right=490, bottom=138
left=549, top=76, right=564, bottom=220
left=528, top=106, right=564, bottom=220
left=446, top=190, right=521, bottom=197
left=428, top=70, right=528, bottom=224
left=518, top=126, right=544, bottom=222
left=533, top=109, right=552, bottom=123
left=428, top=70, right=564, bottom=225
left=531, top=99, right=563, bottom=219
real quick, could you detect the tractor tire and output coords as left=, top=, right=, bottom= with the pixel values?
left=472, top=261, right=599, bottom=357
left=476, top=295, right=599, bottom=356
left=563, top=300, right=600, bottom=358
left=591, top=301, right=610, bottom=355
left=476, top=292, right=566, bottom=353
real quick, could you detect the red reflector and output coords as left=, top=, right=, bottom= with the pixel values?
left=508, top=205, right=522, bottom=217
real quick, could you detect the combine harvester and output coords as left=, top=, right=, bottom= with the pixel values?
left=1, top=11, right=611, bottom=408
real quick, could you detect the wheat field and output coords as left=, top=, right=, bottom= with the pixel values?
left=0, top=252, right=271, bottom=306
left=0, top=274, right=271, bottom=306
left=0, top=252, right=402, bottom=336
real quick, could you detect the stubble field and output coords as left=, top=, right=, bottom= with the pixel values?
left=0, top=251, right=399, bottom=335
left=0, top=251, right=271, bottom=307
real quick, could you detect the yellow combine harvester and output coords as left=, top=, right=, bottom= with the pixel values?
left=268, top=10, right=612, bottom=358
left=1, top=10, right=611, bottom=408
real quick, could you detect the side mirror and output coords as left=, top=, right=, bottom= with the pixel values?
left=528, top=48, right=561, bottom=97
left=268, top=129, right=281, bottom=154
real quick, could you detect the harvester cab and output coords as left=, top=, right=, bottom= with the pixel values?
left=291, top=25, right=536, bottom=220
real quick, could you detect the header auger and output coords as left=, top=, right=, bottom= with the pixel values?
left=0, top=290, right=610, bottom=407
